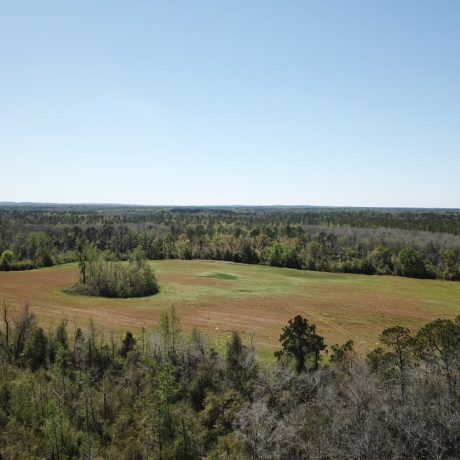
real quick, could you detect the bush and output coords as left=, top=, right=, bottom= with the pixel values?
left=397, top=247, right=427, bottom=278
left=0, top=249, right=53, bottom=271
left=358, top=257, right=376, bottom=275
left=10, top=260, right=36, bottom=271
left=40, top=251, right=54, bottom=267
left=0, top=250, right=14, bottom=271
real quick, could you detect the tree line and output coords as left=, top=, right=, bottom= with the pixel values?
left=2, top=206, right=460, bottom=235
left=0, top=302, right=459, bottom=459
left=1, top=206, right=460, bottom=280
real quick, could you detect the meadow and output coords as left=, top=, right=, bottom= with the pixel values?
left=1, top=259, right=459, bottom=357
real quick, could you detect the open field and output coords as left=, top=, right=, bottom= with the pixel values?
left=1, top=260, right=459, bottom=357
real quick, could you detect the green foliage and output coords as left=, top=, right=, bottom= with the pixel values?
left=201, top=389, right=244, bottom=436
left=275, top=315, right=326, bottom=373
left=379, top=326, right=414, bottom=399
left=146, top=360, right=180, bottom=455
left=43, top=399, right=79, bottom=459
left=415, top=316, right=460, bottom=394
left=0, top=231, right=55, bottom=270
left=75, top=246, right=159, bottom=298
left=190, top=368, right=213, bottom=411
left=120, top=331, right=136, bottom=358
left=24, top=327, right=48, bottom=371
left=368, top=245, right=394, bottom=274
left=159, top=306, right=181, bottom=359
left=13, top=303, right=36, bottom=361
left=263, top=241, right=301, bottom=268
left=55, top=320, right=69, bottom=350
left=168, top=414, right=201, bottom=460
left=0, top=250, right=13, bottom=271
left=0, top=305, right=459, bottom=458
left=330, top=340, right=354, bottom=363
left=439, top=249, right=460, bottom=280
left=225, top=332, right=257, bottom=398
left=397, top=247, right=427, bottom=278
left=3, top=206, right=460, bottom=281
left=380, top=326, right=413, bottom=351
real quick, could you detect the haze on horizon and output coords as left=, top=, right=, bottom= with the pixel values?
left=1, top=1, right=459, bottom=208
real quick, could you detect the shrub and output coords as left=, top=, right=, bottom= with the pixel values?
left=397, top=247, right=427, bottom=278
left=0, top=250, right=14, bottom=271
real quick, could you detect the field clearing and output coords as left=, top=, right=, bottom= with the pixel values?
left=1, top=260, right=459, bottom=357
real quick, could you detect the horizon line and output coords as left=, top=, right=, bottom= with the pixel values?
left=1, top=201, right=459, bottom=211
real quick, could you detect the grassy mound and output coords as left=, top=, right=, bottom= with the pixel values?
left=205, top=272, right=238, bottom=280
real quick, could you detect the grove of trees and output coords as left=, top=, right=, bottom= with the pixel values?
left=0, top=302, right=459, bottom=459
left=74, top=245, right=159, bottom=298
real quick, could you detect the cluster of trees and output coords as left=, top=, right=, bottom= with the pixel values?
left=0, top=231, right=55, bottom=270
left=1, top=206, right=460, bottom=280
left=74, top=246, right=159, bottom=298
left=0, top=303, right=459, bottom=459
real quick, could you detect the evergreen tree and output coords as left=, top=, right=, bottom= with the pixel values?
left=275, top=315, right=326, bottom=372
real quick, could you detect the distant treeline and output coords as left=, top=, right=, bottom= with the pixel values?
left=2, top=206, right=460, bottom=234
left=0, top=303, right=459, bottom=458
left=1, top=206, right=460, bottom=280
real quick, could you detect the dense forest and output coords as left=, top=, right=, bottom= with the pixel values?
left=0, top=303, right=459, bottom=459
left=1, top=205, right=460, bottom=280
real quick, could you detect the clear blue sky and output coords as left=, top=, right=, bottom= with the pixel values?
left=1, top=1, right=459, bottom=207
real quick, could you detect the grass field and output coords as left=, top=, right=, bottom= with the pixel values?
left=1, top=260, right=459, bottom=358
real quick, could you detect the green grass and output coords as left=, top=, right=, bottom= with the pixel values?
left=1, top=259, right=459, bottom=358
left=203, top=272, right=239, bottom=280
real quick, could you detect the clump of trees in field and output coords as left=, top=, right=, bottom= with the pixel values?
left=74, top=245, right=158, bottom=298
left=0, top=302, right=459, bottom=459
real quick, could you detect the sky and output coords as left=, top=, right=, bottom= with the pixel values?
left=1, top=1, right=459, bottom=207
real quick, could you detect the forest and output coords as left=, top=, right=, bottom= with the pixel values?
left=0, top=303, right=459, bottom=459
left=1, top=205, right=460, bottom=281
left=1, top=207, right=459, bottom=458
